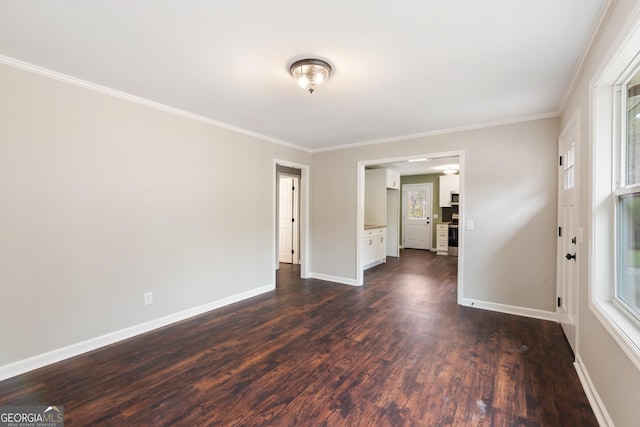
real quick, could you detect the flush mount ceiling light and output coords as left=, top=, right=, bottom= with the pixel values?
left=289, top=58, right=332, bottom=94
left=443, top=168, right=459, bottom=175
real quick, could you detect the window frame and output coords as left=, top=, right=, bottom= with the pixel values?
left=590, top=13, right=640, bottom=371
left=612, top=68, right=640, bottom=327
left=613, top=188, right=640, bottom=327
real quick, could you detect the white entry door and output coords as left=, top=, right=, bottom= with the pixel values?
left=279, top=176, right=299, bottom=264
left=403, top=184, right=432, bottom=250
left=557, top=112, right=580, bottom=354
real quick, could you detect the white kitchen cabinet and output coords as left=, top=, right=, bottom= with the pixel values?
left=363, top=227, right=386, bottom=269
left=385, top=169, right=400, bottom=190
left=439, top=175, right=460, bottom=207
left=450, top=174, right=459, bottom=193
left=436, top=223, right=449, bottom=256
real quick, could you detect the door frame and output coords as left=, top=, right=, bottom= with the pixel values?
left=273, top=160, right=310, bottom=282
left=356, top=150, right=465, bottom=292
left=402, top=183, right=434, bottom=250
left=556, top=109, right=581, bottom=355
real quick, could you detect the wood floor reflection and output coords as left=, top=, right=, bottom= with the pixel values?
left=0, top=249, right=596, bottom=426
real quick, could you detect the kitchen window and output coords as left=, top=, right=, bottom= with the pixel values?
left=591, top=15, right=640, bottom=369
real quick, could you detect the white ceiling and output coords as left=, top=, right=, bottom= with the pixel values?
left=0, top=1, right=606, bottom=151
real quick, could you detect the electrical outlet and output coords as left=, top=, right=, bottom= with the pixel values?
left=144, top=292, right=153, bottom=305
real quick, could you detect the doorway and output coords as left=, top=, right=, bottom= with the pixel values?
left=274, top=160, right=309, bottom=286
left=356, top=150, right=465, bottom=291
left=278, top=175, right=300, bottom=264
left=556, top=110, right=580, bottom=354
left=403, top=183, right=433, bottom=250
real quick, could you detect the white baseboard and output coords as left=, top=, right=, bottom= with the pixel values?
left=459, top=297, right=557, bottom=322
left=309, top=272, right=360, bottom=286
left=574, top=353, right=613, bottom=427
left=0, top=284, right=275, bottom=381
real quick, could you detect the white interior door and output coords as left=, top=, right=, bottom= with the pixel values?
left=279, top=176, right=299, bottom=264
left=557, top=113, right=580, bottom=354
left=403, top=184, right=432, bottom=250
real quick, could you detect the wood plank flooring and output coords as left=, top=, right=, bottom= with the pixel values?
left=0, top=249, right=597, bottom=426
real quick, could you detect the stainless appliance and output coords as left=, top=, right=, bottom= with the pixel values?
left=448, top=213, right=459, bottom=256
left=451, top=192, right=460, bottom=205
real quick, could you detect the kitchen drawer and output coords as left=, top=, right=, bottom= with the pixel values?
left=436, top=241, right=448, bottom=250
left=364, top=227, right=386, bottom=237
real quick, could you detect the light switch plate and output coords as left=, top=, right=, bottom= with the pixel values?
left=466, top=220, right=474, bottom=230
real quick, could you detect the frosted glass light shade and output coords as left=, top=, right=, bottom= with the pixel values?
left=290, top=59, right=332, bottom=94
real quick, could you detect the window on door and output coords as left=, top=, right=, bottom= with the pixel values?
left=407, top=190, right=427, bottom=219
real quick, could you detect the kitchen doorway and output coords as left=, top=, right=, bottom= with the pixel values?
left=356, top=150, right=465, bottom=294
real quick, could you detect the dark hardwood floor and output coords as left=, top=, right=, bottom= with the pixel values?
left=0, top=249, right=597, bottom=426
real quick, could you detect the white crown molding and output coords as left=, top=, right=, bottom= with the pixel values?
left=558, top=0, right=618, bottom=113
left=0, top=55, right=312, bottom=153
left=312, top=111, right=560, bottom=153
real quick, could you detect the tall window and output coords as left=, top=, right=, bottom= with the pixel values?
left=591, top=11, right=640, bottom=369
left=617, top=70, right=640, bottom=322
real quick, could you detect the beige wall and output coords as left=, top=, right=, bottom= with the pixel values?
left=560, top=0, right=640, bottom=425
left=0, top=62, right=311, bottom=367
left=312, top=118, right=559, bottom=312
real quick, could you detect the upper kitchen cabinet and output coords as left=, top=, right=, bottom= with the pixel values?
left=386, top=169, right=400, bottom=190
left=439, top=174, right=460, bottom=207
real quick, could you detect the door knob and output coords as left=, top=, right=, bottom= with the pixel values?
left=565, top=253, right=576, bottom=260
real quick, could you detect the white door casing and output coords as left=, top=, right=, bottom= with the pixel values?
left=278, top=176, right=299, bottom=264
left=403, top=184, right=433, bottom=250
left=557, top=111, right=580, bottom=355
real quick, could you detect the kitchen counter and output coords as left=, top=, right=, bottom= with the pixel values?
left=364, top=224, right=385, bottom=230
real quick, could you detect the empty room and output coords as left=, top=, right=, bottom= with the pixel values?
left=0, top=1, right=639, bottom=426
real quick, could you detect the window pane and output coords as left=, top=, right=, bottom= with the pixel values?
left=407, top=190, right=427, bottom=219
left=627, top=74, right=640, bottom=185
left=564, top=145, right=575, bottom=190
left=618, top=192, right=640, bottom=319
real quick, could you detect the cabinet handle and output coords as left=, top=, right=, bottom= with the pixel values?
left=380, top=237, right=384, bottom=243
left=369, top=240, right=372, bottom=246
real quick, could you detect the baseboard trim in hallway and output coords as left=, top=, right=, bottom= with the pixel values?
left=0, top=283, right=274, bottom=381
left=459, top=297, right=558, bottom=322
left=574, top=354, right=613, bottom=427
